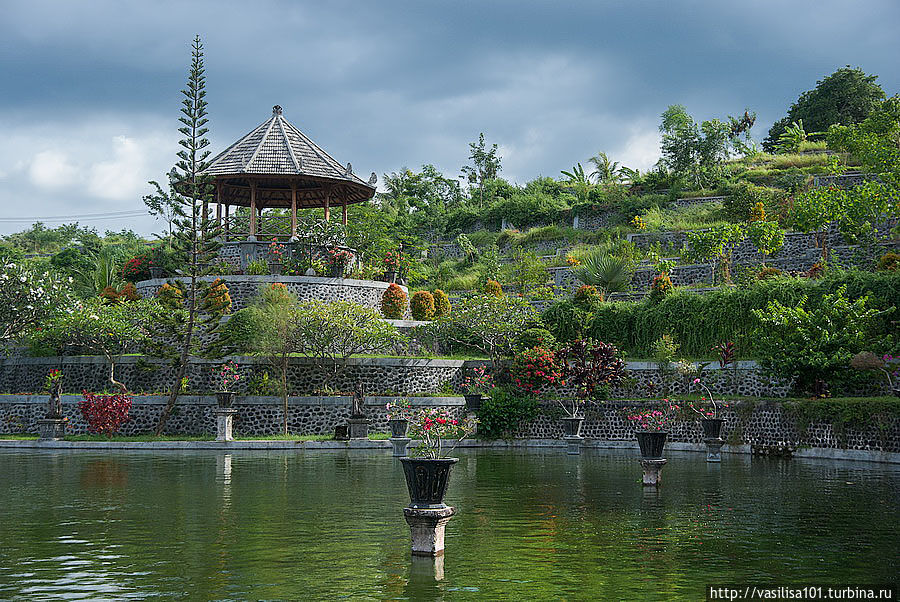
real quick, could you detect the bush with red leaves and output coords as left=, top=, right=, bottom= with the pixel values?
left=79, top=391, right=132, bottom=437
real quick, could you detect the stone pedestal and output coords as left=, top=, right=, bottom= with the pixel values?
left=37, top=418, right=66, bottom=440
left=215, top=408, right=237, bottom=442
left=348, top=417, right=369, bottom=439
left=403, top=506, right=456, bottom=557
left=640, top=458, right=667, bottom=487
left=390, top=437, right=410, bottom=457
left=563, top=435, right=583, bottom=455
left=705, top=437, right=724, bottom=462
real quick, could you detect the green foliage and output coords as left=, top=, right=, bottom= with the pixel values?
left=410, top=290, right=436, bottom=321
left=0, top=261, right=72, bottom=344
left=514, top=327, right=557, bottom=353
left=722, top=181, right=785, bottom=221
left=501, top=249, right=549, bottom=295
left=246, top=259, right=269, bottom=275
left=380, top=283, right=408, bottom=319
left=554, top=270, right=900, bottom=357
left=423, top=293, right=537, bottom=362
left=476, top=386, right=539, bottom=439
left=573, top=284, right=601, bottom=307
left=432, top=289, right=451, bottom=318
left=461, top=133, right=502, bottom=208
left=783, top=397, right=900, bottom=446
left=685, top=224, right=744, bottom=285
left=650, top=334, right=679, bottom=364
left=775, top=120, right=823, bottom=154
left=648, top=273, right=674, bottom=303
left=746, top=220, right=785, bottom=260
left=765, top=67, right=885, bottom=152
left=484, top=279, right=502, bottom=296
left=573, top=252, right=633, bottom=297
left=214, top=307, right=264, bottom=355
left=752, top=286, right=890, bottom=396
left=878, top=252, right=900, bottom=272
left=659, top=104, right=730, bottom=188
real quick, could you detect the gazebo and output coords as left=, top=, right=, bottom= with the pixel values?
left=204, top=105, right=377, bottom=240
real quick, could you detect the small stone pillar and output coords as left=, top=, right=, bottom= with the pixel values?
left=640, top=458, right=667, bottom=486
left=410, top=554, right=445, bottom=582
left=564, top=435, right=583, bottom=455
left=216, top=408, right=237, bottom=442
left=36, top=418, right=66, bottom=441
left=348, top=418, right=369, bottom=439
left=403, top=506, right=456, bottom=557
left=390, top=437, right=410, bottom=457
left=705, top=437, right=724, bottom=462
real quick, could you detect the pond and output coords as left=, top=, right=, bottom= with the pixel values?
left=0, top=448, right=897, bottom=600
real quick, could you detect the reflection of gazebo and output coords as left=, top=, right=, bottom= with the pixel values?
left=204, top=105, right=377, bottom=240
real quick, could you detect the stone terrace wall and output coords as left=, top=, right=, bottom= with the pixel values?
left=135, top=275, right=407, bottom=313
left=2, top=396, right=896, bottom=453
left=514, top=400, right=900, bottom=454
left=0, top=357, right=800, bottom=398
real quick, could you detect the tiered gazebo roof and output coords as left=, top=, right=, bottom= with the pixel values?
left=205, top=105, right=376, bottom=236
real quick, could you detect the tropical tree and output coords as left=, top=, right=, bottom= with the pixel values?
left=252, top=284, right=301, bottom=435
left=587, top=151, right=621, bottom=184
left=143, top=170, right=181, bottom=244
left=461, top=133, right=502, bottom=208
left=0, top=261, right=72, bottom=345
left=152, top=36, right=228, bottom=434
left=560, top=163, right=592, bottom=201
left=659, top=105, right=730, bottom=188
left=685, top=224, right=745, bottom=285
left=764, top=66, right=885, bottom=152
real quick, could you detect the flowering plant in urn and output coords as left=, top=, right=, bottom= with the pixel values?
left=217, top=361, right=240, bottom=392
left=407, top=408, right=477, bottom=459
left=625, top=399, right=681, bottom=432
left=688, top=378, right=728, bottom=419
left=386, top=398, right=414, bottom=421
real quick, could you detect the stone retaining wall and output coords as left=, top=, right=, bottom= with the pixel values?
left=2, top=396, right=896, bottom=454
left=135, top=275, right=406, bottom=313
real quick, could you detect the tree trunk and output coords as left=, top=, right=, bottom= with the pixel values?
left=281, top=359, right=288, bottom=436
left=107, top=356, right=127, bottom=395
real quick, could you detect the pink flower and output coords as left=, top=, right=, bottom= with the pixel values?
left=693, top=378, right=700, bottom=384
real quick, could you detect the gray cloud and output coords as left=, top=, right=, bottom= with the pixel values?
left=0, top=0, right=898, bottom=235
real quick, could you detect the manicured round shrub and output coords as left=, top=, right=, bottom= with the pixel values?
left=410, top=290, right=436, bottom=321
left=380, top=283, right=408, bottom=319
left=515, top=327, right=557, bottom=353
left=757, top=266, right=782, bottom=280
left=484, top=279, right=503, bottom=296
left=877, top=252, right=900, bottom=272
left=574, top=284, right=602, bottom=307
left=432, top=289, right=451, bottom=318
left=157, top=282, right=184, bottom=309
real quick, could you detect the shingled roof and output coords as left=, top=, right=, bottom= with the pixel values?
left=205, top=106, right=376, bottom=209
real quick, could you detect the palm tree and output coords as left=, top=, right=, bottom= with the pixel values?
left=588, top=151, right=621, bottom=184
left=573, top=252, right=633, bottom=298
left=560, top=163, right=592, bottom=201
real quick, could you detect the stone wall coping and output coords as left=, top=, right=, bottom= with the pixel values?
left=385, top=319, right=430, bottom=328
left=0, top=394, right=466, bottom=406
left=0, top=438, right=896, bottom=464
left=137, top=275, right=407, bottom=292
left=0, top=355, right=471, bottom=368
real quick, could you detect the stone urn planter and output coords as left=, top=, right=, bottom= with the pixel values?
left=463, top=394, right=486, bottom=412
left=383, top=270, right=397, bottom=283
left=635, top=431, right=667, bottom=460
left=149, top=266, right=165, bottom=279
left=701, top=418, right=725, bottom=439
left=389, top=418, right=409, bottom=438
left=399, top=457, right=459, bottom=509
left=561, top=416, right=584, bottom=437
left=329, top=266, right=345, bottom=278
left=216, top=391, right=235, bottom=408
left=268, top=262, right=283, bottom=276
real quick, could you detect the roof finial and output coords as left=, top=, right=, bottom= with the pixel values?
left=272, top=105, right=283, bottom=116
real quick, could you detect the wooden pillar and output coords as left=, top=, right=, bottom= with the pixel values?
left=342, top=197, right=348, bottom=227
left=249, top=180, right=257, bottom=239
left=324, top=188, right=331, bottom=221
left=216, top=180, right=223, bottom=227
left=225, top=204, right=230, bottom=240
left=291, top=184, right=298, bottom=239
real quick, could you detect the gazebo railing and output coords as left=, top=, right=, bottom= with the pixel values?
left=221, top=214, right=294, bottom=241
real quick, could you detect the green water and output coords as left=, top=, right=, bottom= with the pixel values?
left=0, top=449, right=897, bottom=600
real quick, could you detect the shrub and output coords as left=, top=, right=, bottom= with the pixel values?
left=99, top=286, right=121, bottom=304
left=511, top=346, right=563, bottom=395
left=484, top=279, right=502, bottom=296
left=203, top=278, right=232, bottom=314
left=118, top=283, right=140, bottom=302
left=878, top=252, right=900, bottom=272
left=79, top=391, right=132, bottom=437
left=380, top=283, right=408, bottom=319
left=748, top=202, right=766, bottom=222
left=574, top=285, right=602, bottom=307
left=216, top=308, right=263, bottom=355
left=432, top=289, right=451, bottom=318
left=246, top=259, right=269, bottom=275
left=757, top=266, right=782, bottom=280
left=752, top=285, right=890, bottom=397
left=477, top=386, right=539, bottom=439
left=804, top=263, right=825, bottom=279
left=157, top=282, right=183, bottom=309
left=648, top=273, right=674, bottom=303
left=120, top=253, right=152, bottom=282
left=410, top=290, right=436, bottom=321
left=515, top=327, right=557, bottom=352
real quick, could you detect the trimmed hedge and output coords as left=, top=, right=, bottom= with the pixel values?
left=542, top=270, right=900, bottom=357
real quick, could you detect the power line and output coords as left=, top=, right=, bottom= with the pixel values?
left=0, top=211, right=149, bottom=222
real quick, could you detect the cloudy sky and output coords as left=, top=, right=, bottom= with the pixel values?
left=0, top=0, right=898, bottom=236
